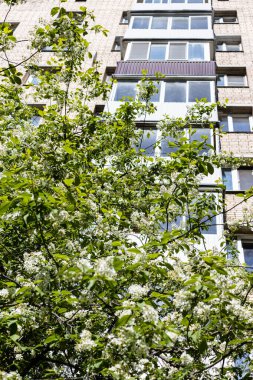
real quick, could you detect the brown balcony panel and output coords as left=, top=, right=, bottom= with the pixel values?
left=114, top=61, right=216, bottom=77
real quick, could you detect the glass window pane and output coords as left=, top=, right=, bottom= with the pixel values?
left=169, top=43, right=186, bottom=60
left=220, top=116, right=229, bottom=131
left=161, top=216, right=182, bottom=231
left=149, top=45, right=166, bottom=60
left=233, top=117, right=251, bottom=132
left=200, top=215, right=217, bottom=234
left=139, top=129, right=157, bottom=156
left=132, top=17, right=150, bottom=29
left=191, top=17, right=208, bottom=30
left=161, top=136, right=178, bottom=156
left=114, top=82, right=136, bottom=101
left=226, top=43, right=241, bottom=51
left=28, top=75, right=40, bottom=85
left=188, top=0, right=203, bottom=3
left=129, top=43, right=149, bottom=60
left=31, top=116, right=41, bottom=127
left=243, top=243, right=253, bottom=272
left=165, top=82, right=186, bottom=102
left=216, top=43, right=224, bottom=52
left=151, top=17, right=168, bottom=29
left=190, top=128, right=211, bottom=153
left=227, top=76, right=245, bottom=86
left=239, top=170, right=253, bottom=191
left=223, top=17, right=237, bottom=23
left=189, top=44, right=204, bottom=60
left=150, top=83, right=161, bottom=102
left=188, top=82, right=211, bottom=102
left=144, top=0, right=153, bottom=2
left=171, top=18, right=188, bottom=29
left=217, top=75, right=225, bottom=86
left=222, top=169, right=233, bottom=190
left=171, top=0, right=184, bottom=3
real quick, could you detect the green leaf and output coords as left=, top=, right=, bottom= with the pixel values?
left=115, top=314, right=132, bottom=328
left=64, top=178, right=74, bottom=186
left=51, top=7, right=60, bottom=16
left=44, top=335, right=59, bottom=344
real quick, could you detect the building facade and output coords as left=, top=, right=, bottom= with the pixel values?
left=0, top=0, right=253, bottom=264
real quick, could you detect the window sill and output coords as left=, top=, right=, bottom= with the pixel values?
left=217, top=85, right=249, bottom=88
left=216, top=50, right=244, bottom=53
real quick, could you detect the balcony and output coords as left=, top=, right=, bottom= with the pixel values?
left=132, top=0, right=212, bottom=13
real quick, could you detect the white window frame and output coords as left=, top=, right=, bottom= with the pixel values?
left=216, top=42, right=242, bottom=52
left=222, top=168, right=253, bottom=191
left=214, top=16, right=238, bottom=24
left=221, top=115, right=253, bottom=132
left=130, top=16, right=211, bottom=30
left=237, top=239, right=253, bottom=269
left=126, top=41, right=208, bottom=61
left=217, top=74, right=247, bottom=87
left=135, top=127, right=214, bottom=158
left=111, top=81, right=215, bottom=103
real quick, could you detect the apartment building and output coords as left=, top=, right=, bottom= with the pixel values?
left=0, top=0, right=252, bottom=264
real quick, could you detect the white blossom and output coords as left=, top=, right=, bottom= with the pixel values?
left=0, top=289, right=9, bottom=299
left=128, top=284, right=149, bottom=299
left=23, top=251, right=44, bottom=274
left=180, top=352, right=194, bottom=365
left=142, top=304, right=159, bottom=324
left=75, top=329, right=96, bottom=351
left=95, top=257, right=116, bottom=279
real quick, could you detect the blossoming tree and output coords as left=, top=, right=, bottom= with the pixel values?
left=0, top=1, right=253, bottom=379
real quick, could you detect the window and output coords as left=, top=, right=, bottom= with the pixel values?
left=222, top=168, right=253, bottom=191
left=149, top=45, right=167, bottom=60
left=217, top=75, right=246, bottom=87
left=129, top=43, right=149, bottom=60
left=160, top=136, right=178, bottom=156
left=120, top=12, right=128, bottom=24
left=191, top=16, right=208, bottom=29
left=137, top=129, right=157, bottom=156
left=238, top=170, right=253, bottom=191
left=171, top=17, right=189, bottom=29
left=222, top=169, right=233, bottom=190
left=216, top=42, right=242, bottom=52
left=132, top=17, right=150, bottom=29
left=114, top=81, right=212, bottom=103
left=242, top=242, right=253, bottom=272
left=214, top=16, right=238, bottom=24
left=169, top=43, right=187, bottom=59
left=112, top=37, right=122, bottom=52
left=189, top=43, right=205, bottom=60
left=27, top=74, right=40, bottom=85
left=220, top=115, right=252, bottom=132
left=160, top=216, right=183, bottom=232
left=31, top=116, right=41, bottom=127
left=190, top=128, right=211, bottom=153
left=131, top=16, right=209, bottom=30
left=165, top=82, right=186, bottom=102
left=188, top=81, right=211, bottom=102
left=114, top=82, right=137, bottom=101
left=151, top=17, right=168, bottom=29
left=199, top=215, right=217, bottom=234
left=127, top=42, right=205, bottom=61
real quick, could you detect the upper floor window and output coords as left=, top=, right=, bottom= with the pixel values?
left=216, top=41, right=242, bottom=52
left=135, top=127, right=212, bottom=157
left=120, top=11, right=129, bottom=24
left=220, top=115, right=252, bottom=132
left=222, top=168, right=253, bottom=191
left=142, top=0, right=209, bottom=3
left=113, top=81, right=212, bottom=103
left=127, top=42, right=206, bottom=61
left=217, top=75, right=247, bottom=87
left=214, top=11, right=238, bottom=24
left=131, top=15, right=209, bottom=30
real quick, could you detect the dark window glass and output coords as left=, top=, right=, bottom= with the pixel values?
left=114, top=82, right=136, bottom=101
left=149, top=45, right=166, bottom=60
left=200, top=215, right=217, bottom=234
left=132, top=17, right=150, bottom=29
left=189, top=44, right=204, bottom=60
left=238, top=170, right=253, bottom=191
left=165, top=82, right=186, bottom=102
left=222, top=169, right=233, bottom=190
left=188, top=82, right=211, bottom=102
left=138, top=129, right=157, bottom=156
left=220, top=116, right=228, bottom=132
left=243, top=243, right=253, bottom=272
left=151, top=17, right=168, bottom=29
left=171, top=18, right=188, bottom=29
left=129, top=43, right=149, bottom=60
left=160, top=136, right=178, bottom=156
left=191, top=17, right=208, bottom=30
left=233, top=117, right=251, bottom=132
left=190, top=128, right=211, bottom=154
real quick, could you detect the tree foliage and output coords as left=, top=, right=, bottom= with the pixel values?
left=0, top=2, right=253, bottom=380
